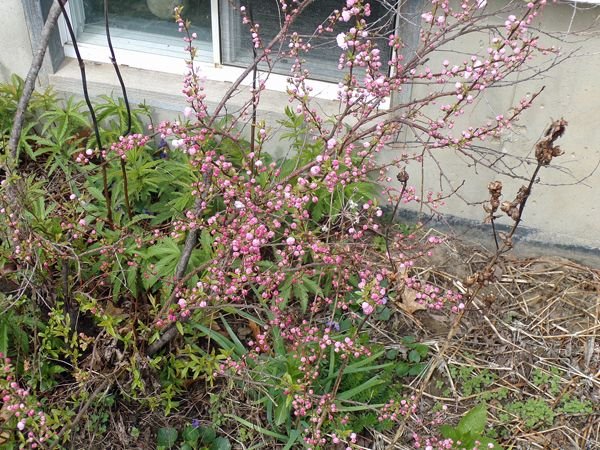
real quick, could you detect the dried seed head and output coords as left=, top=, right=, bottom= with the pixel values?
left=396, top=168, right=409, bottom=183
left=535, top=118, right=567, bottom=165
left=488, top=180, right=503, bottom=194
left=484, top=180, right=503, bottom=222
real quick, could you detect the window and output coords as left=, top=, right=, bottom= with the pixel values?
left=219, top=0, right=394, bottom=81
left=62, top=0, right=217, bottom=65
left=59, top=0, right=398, bottom=94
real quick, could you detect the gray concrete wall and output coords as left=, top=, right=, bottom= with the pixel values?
left=0, top=0, right=33, bottom=82
left=394, top=2, right=600, bottom=250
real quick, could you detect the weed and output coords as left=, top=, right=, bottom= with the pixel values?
left=506, top=399, right=556, bottom=430
left=449, top=365, right=497, bottom=397
left=531, top=367, right=562, bottom=397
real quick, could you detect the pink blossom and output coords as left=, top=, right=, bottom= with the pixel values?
left=336, top=33, right=348, bottom=50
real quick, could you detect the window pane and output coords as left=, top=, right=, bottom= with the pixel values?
left=78, top=0, right=212, bottom=61
left=219, top=0, right=395, bottom=82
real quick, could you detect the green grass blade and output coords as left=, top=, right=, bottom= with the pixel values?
left=224, top=414, right=288, bottom=441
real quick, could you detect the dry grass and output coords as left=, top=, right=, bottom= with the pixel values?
left=377, top=232, right=600, bottom=449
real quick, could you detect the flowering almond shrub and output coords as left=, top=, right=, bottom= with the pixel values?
left=0, top=0, right=564, bottom=448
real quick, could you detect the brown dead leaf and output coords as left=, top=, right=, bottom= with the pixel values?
left=393, top=287, right=427, bottom=314
left=248, top=320, right=262, bottom=340
left=393, top=267, right=427, bottom=315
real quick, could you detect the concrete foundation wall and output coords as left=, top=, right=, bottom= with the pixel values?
left=399, top=3, right=600, bottom=250
left=0, top=0, right=33, bottom=82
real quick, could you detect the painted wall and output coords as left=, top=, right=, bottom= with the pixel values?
left=0, top=0, right=33, bottom=82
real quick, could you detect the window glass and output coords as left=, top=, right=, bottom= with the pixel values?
left=79, top=0, right=212, bottom=61
left=219, top=0, right=395, bottom=82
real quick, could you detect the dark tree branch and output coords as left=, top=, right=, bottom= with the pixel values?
left=59, top=0, right=113, bottom=226
left=104, top=0, right=131, bottom=136
left=104, top=1, right=133, bottom=220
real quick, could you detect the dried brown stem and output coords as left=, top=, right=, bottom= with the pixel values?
left=386, top=119, right=567, bottom=449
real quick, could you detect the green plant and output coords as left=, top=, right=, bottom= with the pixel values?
left=558, top=395, right=593, bottom=415
left=506, top=399, right=556, bottom=430
left=392, top=336, right=430, bottom=378
left=0, top=294, right=36, bottom=361
left=0, top=74, right=55, bottom=161
left=449, top=365, right=497, bottom=397
left=0, top=0, right=572, bottom=447
left=156, top=424, right=232, bottom=450
left=440, top=404, right=503, bottom=449
left=531, top=366, right=562, bottom=396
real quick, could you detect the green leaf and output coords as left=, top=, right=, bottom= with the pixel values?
left=311, top=198, right=325, bottom=222
left=292, top=283, right=309, bottom=313
left=408, top=349, right=421, bottom=363
left=157, top=427, right=178, bottom=448
left=281, top=429, right=300, bottom=450
left=439, top=424, right=460, bottom=441
left=395, top=362, right=410, bottom=377
left=210, top=437, right=231, bottom=450
left=190, top=323, right=242, bottom=359
left=326, top=350, right=386, bottom=380
left=220, top=317, right=248, bottom=356
left=376, top=306, right=392, bottom=321
left=413, top=343, right=429, bottom=358
left=224, top=414, right=288, bottom=441
left=337, top=376, right=385, bottom=401
left=271, top=326, right=286, bottom=357
left=221, top=306, right=265, bottom=327
left=301, top=276, right=322, bottom=295
left=401, top=335, right=416, bottom=345
left=197, top=426, right=216, bottom=443
left=337, top=403, right=386, bottom=412
left=408, top=363, right=426, bottom=377
left=457, top=403, right=488, bottom=435
left=274, top=395, right=292, bottom=427
left=200, top=228, right=214, bottom=258
left=182, top=426, right=200, bottom=445
left=385, top=349, right=398, bottom=360
left=0, top=319, right=7, bottom=355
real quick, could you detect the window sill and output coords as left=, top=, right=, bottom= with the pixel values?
left=49, top=58, right=341, bottom=118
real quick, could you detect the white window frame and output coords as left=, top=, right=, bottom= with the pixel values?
left=57, top=0, right=349, bottom=101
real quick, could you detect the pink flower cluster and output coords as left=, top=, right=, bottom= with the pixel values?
left=378, top=396, right=418, bottom=422
left=0, top=353, right=52, bottom=448
left=75, top=133, right=150, bottom=163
